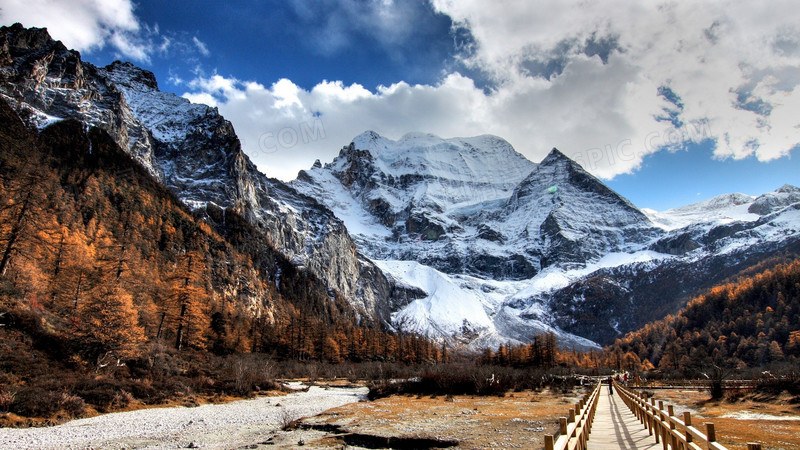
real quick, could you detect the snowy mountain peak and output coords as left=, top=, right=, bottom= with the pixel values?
left=643, top=189, right=794, bottom=231
left=540, top=147, right=570, bottom=164
left=330, top=130, right=536, bottom=202
left=350, top=130, right=387, bottom=155
left=510, top=146, right=642, bottom=216
left=348, top=130, right=525, bottom=166
left=644, top=193, right=757, bottom=230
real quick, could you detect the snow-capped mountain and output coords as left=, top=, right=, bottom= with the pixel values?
left=290, top=133, right=670, bottom=348
left=293, top=130, right=800, bottom=348
left=293, top=134, right=659, bottom=280
left=293, top=131, right=536, bottom=274
left=644, top=185, right=800, bottom=231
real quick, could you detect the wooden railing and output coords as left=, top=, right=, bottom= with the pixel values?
left=544, top=382, right=602, bottom=450
left=614, top=381, right=731, bottom=450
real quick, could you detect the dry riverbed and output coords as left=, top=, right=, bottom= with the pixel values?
left=262, top=387, right=586, bottom=449
left=0, top=382, right=367, bottom=449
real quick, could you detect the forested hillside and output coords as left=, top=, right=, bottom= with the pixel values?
left=605, top=260, right=800, bottom=373
left=0, top=99, right=439, bottom=421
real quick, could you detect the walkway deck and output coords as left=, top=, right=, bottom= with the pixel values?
left=589, top=387, right=661, bottom=449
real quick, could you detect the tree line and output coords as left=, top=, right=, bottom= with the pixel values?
left=603, top=260, right=800, bottom=374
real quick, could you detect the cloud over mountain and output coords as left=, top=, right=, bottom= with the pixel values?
left=178, top=1, right=800, bottom=183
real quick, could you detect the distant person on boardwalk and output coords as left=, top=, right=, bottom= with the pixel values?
left=607, top=377, right=614, bottom=395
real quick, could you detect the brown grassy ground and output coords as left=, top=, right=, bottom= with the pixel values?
left=642, top=388, right=800, bottom=450
left=271, top=387, right=588, bottom=449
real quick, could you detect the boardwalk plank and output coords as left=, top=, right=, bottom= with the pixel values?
left=589, top=387, right=661, bottom=449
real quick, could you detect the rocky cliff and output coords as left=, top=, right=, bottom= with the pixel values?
left=0, top=23, right=394, bottom=324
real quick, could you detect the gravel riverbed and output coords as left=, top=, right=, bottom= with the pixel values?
left=0, top=384, right=368, bottom=449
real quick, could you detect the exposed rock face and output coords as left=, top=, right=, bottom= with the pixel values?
left=0, top=23, right=391, bottom=324
left=0, top=24, right=161, bottom=178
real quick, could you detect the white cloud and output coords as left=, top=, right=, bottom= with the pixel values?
left=182, top=64, right=663, bottom=181
left=0, top=0, right=152, bottom=62
left=192, top=36, right=210, bottom=56
left=431, top=0, right=800, bottom=167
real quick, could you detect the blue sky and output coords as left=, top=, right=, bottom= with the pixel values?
left=3, top=0, right=800, bottom=210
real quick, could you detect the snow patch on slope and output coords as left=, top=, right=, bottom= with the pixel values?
left=295, top=166, right=392, bottom=239
left=373, top=250, right=671, bottom=348
left=376, top=260, right=494, bottom=336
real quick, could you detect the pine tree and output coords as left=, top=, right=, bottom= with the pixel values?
left=78, top=283, right=146, bottom=363
left=166, top=251, right=211, bottom=350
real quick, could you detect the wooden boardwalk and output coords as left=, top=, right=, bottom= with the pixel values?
left=589, top=387, right=660, bottom=449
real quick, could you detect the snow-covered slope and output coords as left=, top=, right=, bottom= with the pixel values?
left=643, top=193, right=758, bottom=231
left=375, top=252, right=672, bottom=350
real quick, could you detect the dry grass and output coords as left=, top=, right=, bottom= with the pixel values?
left=297, top=387, right=587, bottom=449
left=642, top=389, right=800, bottom=449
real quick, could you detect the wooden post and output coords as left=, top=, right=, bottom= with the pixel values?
left=569, top=408, right=576, bottom=423
left=655, top=400, right=665, bottom=444
left=545, top=435, right=555, bottom=450
left=747, top=443, right=762, bottom=450
left=668, top=405, right=678, bottom=449
left=684, top=412, right=693, bottom=443
left=560, top=417, right=568, bottom=435
left=706, top=423, right=716, bottom=442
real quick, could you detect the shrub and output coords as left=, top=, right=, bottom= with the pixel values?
left=59, top=392, right=86, bottom=416
left=0, top=388, right=16, bottom=412
left=75, top=379, right=133, bottom=412
left=12, top=389, right=62, bottom=417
